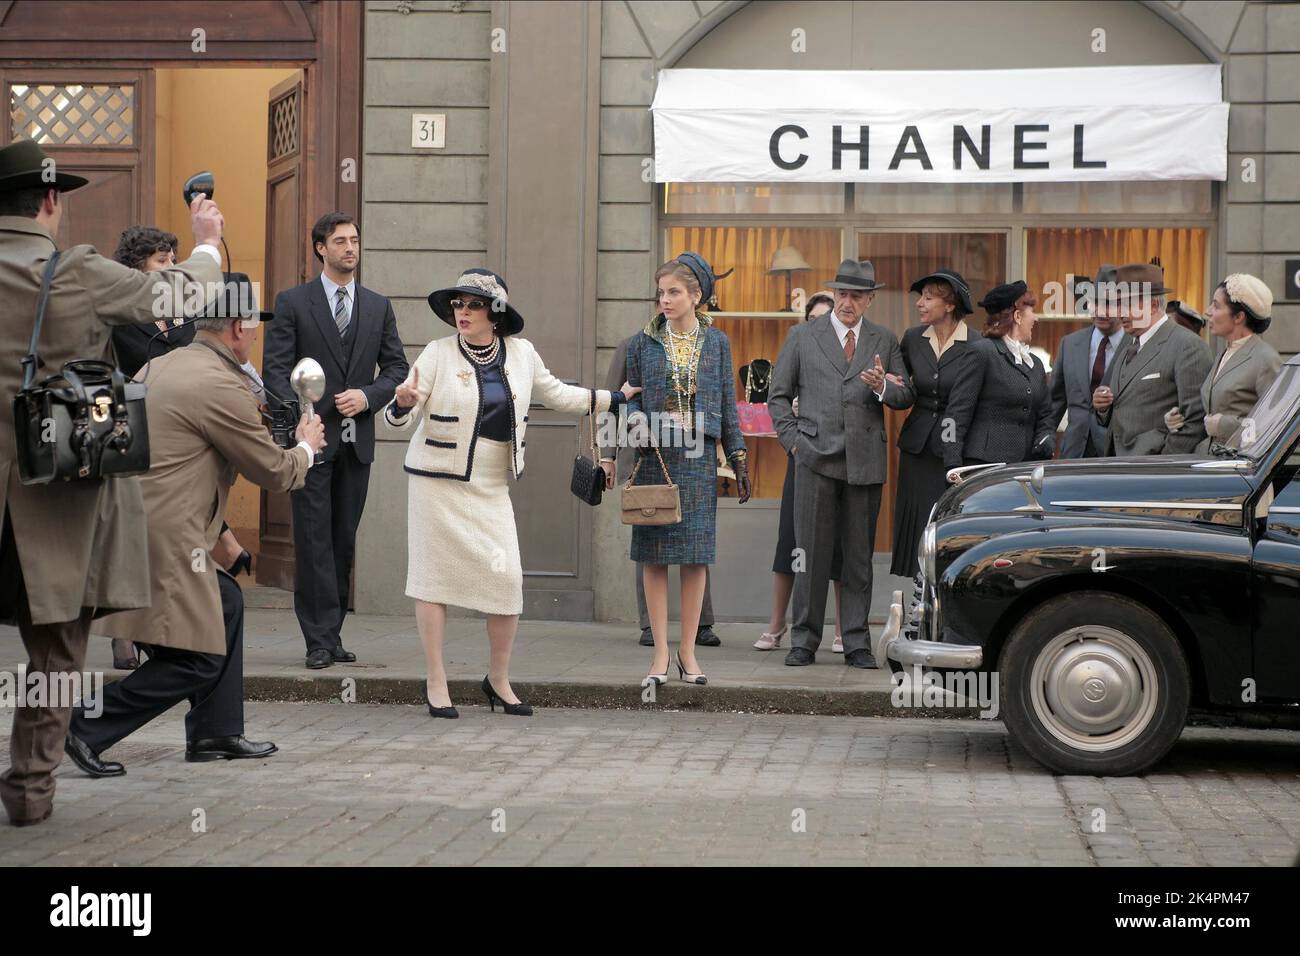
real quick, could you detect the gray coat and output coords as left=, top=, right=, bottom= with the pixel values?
left=769, top=314, right=914, bottom=486
left=1049, top=325, right=1129, bottom=458
left=1195, top=334, right=1283, bottom=454
left=1102, top=318, right=1212, bottom=456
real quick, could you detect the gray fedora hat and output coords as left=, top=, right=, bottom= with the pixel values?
left=825, top=258, right=884, bottom=291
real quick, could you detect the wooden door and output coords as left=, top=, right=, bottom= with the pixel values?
left=1, top=67, right=153, bottom=255
left=257, top=72, right=306, bottom=589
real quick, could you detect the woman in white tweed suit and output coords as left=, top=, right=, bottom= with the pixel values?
left=386, top=269, right=639, bottom=719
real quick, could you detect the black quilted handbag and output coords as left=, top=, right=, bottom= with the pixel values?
left=13, top=251, right=150, bottom=484
left=569, top=389, right=604, bottom=506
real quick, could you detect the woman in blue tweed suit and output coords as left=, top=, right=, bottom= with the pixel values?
left=625, top=254, right=750, bottom=688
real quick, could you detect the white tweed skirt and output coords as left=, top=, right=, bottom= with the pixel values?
left=405, top=438, right=523, bottom=615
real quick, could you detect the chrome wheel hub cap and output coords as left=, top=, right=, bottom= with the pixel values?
left=1029, top=626, right=1159, bottom=752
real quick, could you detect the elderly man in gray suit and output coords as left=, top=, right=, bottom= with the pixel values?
left=1092, top=262, right=1212, bottom=456
left=769, top=259, right=913, bottom=669
left=1049, top=265, right=1129, bottom=458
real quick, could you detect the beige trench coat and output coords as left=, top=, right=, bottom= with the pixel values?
left=0, top=217, right=222, bottom=626
left=98, top=332, right=309, bottom=654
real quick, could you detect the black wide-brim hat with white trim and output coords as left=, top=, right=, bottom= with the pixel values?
left=0, top=138, right=89, bottom=192
left=909, top=269, right=974, bottom=314
left=428, top=267, right=524, bottom=336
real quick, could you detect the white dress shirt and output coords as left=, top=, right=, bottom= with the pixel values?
left=1133, top=315, right=1169, bottom=351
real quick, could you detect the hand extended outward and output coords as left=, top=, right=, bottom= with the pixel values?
left=394, top=367, right=420, bottom=409
left=859, top=354, right=887, bottom=392
left=295, top=411, right=326, bottom=453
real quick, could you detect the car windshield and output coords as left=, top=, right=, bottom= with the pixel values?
left=1224, top=362, right=1300, bottom=459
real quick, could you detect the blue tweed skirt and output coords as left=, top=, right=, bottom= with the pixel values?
left=630, top=436, right=717, bottom=566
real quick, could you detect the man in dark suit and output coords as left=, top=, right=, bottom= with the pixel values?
left=1049, top=264, right=1129, bottom=458
left=598, top=335, right=719, bottom=647
left=263, top=212, right=409, bottom=669
left=768, top=259, right=914, bottom=669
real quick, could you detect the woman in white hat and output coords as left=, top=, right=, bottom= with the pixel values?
left=1166, top=273, right=1281, bottom=453
left=386, top=268, right=639, bottom=719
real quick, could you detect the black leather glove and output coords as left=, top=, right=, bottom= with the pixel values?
left=227, top=549, right=253, bottom=576
left=733, top=458, right=751, bottom=504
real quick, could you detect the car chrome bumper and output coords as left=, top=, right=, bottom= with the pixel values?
left=872, top=589, right=984, bottom=669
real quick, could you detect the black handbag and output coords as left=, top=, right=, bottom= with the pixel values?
left=13, top=251, right=150, bottom=484
left=569, top=389, right=604, bottom=506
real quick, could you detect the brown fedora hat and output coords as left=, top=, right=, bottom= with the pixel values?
left=1111, top=262, right=1174, bottom=297
left=0, top=138, right=88, bottom=193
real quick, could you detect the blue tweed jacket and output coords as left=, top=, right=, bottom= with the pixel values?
left=625, top=314, right=745, bottom=459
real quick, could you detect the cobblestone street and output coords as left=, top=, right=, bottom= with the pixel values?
left=2, top=703, right=1298, bottom=866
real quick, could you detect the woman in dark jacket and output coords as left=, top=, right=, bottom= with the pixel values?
left=889, top=270, right=975, bottom=578
left=110, top=226, right=195, bottom=378
left=944, top=280, right=1056, bottom=471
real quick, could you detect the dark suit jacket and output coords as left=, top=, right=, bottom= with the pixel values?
left=112, top=317, right=195, bottom=378
left=1048, top=325, right=1129, bottom=459
left=896, top=322, right=974, bottom=459
left=944, top=336, right=1055, bottom=468
left=262, top=275, right=408, bottom=464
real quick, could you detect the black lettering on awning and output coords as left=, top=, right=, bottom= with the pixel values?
left=832, top=124, right=869, bottom=170
left=953, top=125, right=991, bottom=170
left=1014, top=124, right=1050, bottom=169
left=1073, top=124, right=1106, bottom=169
left=889, top=126, right=932, bottom=170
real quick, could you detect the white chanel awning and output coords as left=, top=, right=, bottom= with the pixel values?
left=651, top=65, right=1228, bottom=183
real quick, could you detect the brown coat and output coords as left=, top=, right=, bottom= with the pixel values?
left=0, top=217, right=223, bottom=626
left=99, top=332, right=310, bottom=654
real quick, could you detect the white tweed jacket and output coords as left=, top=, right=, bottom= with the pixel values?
left=384, top=334, right=613, bottom=481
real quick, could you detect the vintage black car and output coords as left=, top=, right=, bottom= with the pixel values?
left=875, top=355, right=1300, bottom=776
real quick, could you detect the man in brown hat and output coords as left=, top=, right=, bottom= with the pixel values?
left=1090, top=262, right=1212, bottom=456
left=0, top=138, right=225, bottom=826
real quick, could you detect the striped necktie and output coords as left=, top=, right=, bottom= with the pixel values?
left=334, top=287, right=350, bottom=337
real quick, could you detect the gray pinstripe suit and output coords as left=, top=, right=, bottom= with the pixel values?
left=769, top=315, right=914, bottom=654
left=1102, top=318, right=1212, bottom=456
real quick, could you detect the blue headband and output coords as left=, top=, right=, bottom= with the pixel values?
left=675, top=251, right=715, bottom=305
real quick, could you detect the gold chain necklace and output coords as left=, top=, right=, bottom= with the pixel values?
left=665, top=317, right=701, bottom=428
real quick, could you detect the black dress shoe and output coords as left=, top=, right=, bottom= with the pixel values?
left=844, top=648, right=878, bottom=669
left=64, top=733, right=125, bottom=778
left=695, top=626, right=721, bottom=647
left=186, top=736, right=278, bottom=762
left=305, top=649, right=333, bottom=669
left=638, top=627, right=654, bottom=646
left=784, top=647, right=815, bottom=666
left=330, top=645, right=357, bottom=663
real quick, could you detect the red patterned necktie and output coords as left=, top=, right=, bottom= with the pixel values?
left=844, top=328, right=855, bottom=364
left=1090, top=336, right=1109, bottom=393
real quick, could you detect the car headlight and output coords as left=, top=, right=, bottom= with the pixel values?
left=920, top=520, right=937, bottom=584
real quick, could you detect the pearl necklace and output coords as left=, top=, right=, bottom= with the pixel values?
left=461, top=334, right=500, bottom=366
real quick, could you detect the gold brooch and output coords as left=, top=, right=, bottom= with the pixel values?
left=457, top=370, right=473, bottom=386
